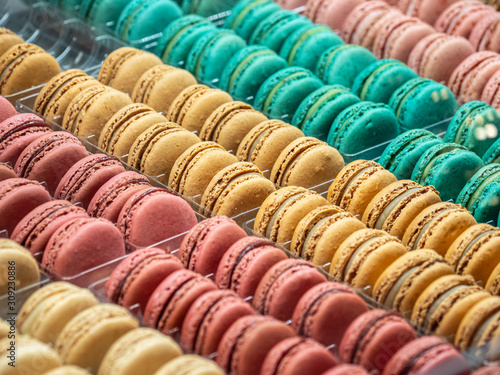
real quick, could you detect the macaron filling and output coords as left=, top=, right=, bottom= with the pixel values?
left=0, top=120, right=48, bottom=151
left=301, top=216, right=333, bottom=258
left=375, top=187, right=420, bottom=229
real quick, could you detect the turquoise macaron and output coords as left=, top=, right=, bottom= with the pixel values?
left=352, top=59, right=418, bottom=104
left=155, top=15, right=216, bottom=68
left=444, top=101, right=500, bottom=158
left=389, top=77, right=458, bottom=130
left=249, top=10, right=312, bottom=53
left=219, top=45, right=288, bottom=104
left=224, top=0, right=281, bottom=41
left=412, top=143, right=484, bottom=202
left=185, top=28, right=247, bottom=86
left=483, top=138, right=500, bottom=164
left=327, top=102, right=399, bottom=156
left=115, top=0, right=184, bottom=42
left=182, top=0, right=240, bottom=17
left=79, top=0, right=132, bottom=27
left=279, top=24, right=343, bottom=72
left=254, top=66, right=323, bottom=122
left=316, top=44, right=377, bottom=89
left=291, top=85, right=360, bottom=142
left=379, top=129, right=443, bottom=180
left=456, top=164, right=500, bottom=224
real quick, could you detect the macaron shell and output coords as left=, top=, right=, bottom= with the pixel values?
left=0, top=163, right=17, bottom=181
left=0, top=28, right=24, bottom=58
left=154, top=355, right=224, bottom=375
left=0, top=239, right=40, bottom=295
left=321, top=364, right=369, bottom=375
left=0, top=95, right=16, bottom=122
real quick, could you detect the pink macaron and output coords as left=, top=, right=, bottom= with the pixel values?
left=14, top=131, right=89, bottom=195
left=117, top=187, right=197, bottom=251
left=41, top=217, right=126, bottom=277
left=215, top=236, right=288, bottom=300
left=469, top=12, right=500, bottom=52
left=0, top=113, right=50, bottom=166
left=398, top=0, right=459, bottom=25
left=180, top=289, right=255, bottom=356
left=305, top=0, right=365, bottom=33
left=342, top=1, right=393, bottom=45
left=291, top=281, right=369, bottom=350
left=105, top=247, right=183, bottom=312
left=0, top=96, right=16, bottom=123
left=0, top=162, right=17, bottom=181
left=178, top=216, right=247, bottom=277
left=321, top=364, right=370, bottom=375
left=11, top=199, right=88, bottom=261
left=481, top=69, right=500, bottom=109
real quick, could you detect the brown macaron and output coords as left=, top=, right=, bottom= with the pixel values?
left=0, top=43, right=60, bottom=95
left=166, top=85, right=233, bottom=133
left=168, top=141, right=238, bottom=198
left=486, top=261, right=500, bottom=296
left=0, top=28, right=24, bottom=57
left=403, top=202, right=477, bottom=256
left=98, top=47, right=162, bottom=95
left=236, top=120, right=304, bottom=178
left=254, top=186, right=329, bottom=247
left=270, top=137, right=344, bottom=189
left=131, top=64, right=197, bottom=115
left=327, top=160, right=397, bottom=218
left=200, top=101, right=268, bottom=153
left=200, top=162, right=276, bottom=218
left=362, top=180, right=441, bottom=239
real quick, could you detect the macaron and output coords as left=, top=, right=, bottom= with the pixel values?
left=236, top=120, right=304, bottom=178
left=154, top=355, right=224, bottom=375
left=321, top=365, right=370, bottom=375
left=291, top=281, right=369, bottom=349
left=105, top=247, right=183, bottom=312
left=261, top=337, right=338, bottom=375
left=339, top=309, right=417, bottom=374
left=331, top=229, right=407, bottom=295
left=327, top=101, right=399, bottom=156
left=403, top=202, right=477, bottom=256
left=328, top=160, right=398, bottom=216
left=44, top=366, right=91, bottom=375
left=254, top=67, right=323, bottom=122
left=470, top=12, right=500, bottom=52
left=55, top=304, right=138, bottom=373
left=215, top=236, right=288, bottom=299
left=373, top=249, right=454, bottom=317
left=0, top=239, right=40, bottom=296
left=185, top=29, right=247, bottom=86
left=0, top=43, right=60, bottom=95
left=168, top=142, right=238, bottom=198
left=178, top=216, right=247, bottom=276
left=352, top=59, right=418, bottom=104
left=280, top=24, right=343, bottom=72
left=275, top=0, right=307, bottom=10
left=216, top=315, right=296, bottom=375
left=481, top=69, right=500, bottom=110
left=389, top=77, right=458, bottom=130
left=399, top=0, right=461, bottom=25
left=131, top=65, right=197, bottom=116
left=315, top=44, right=377, bottom=88
left=304, top=0, right=364, bottom=33
left=379, top=129, right=443, bottom=180
left=200, top=162, right=276, bottom=217
left=408, top=33, right=475, bottom=85
left=180, top=289, right=255, bottom=356
left=17, top=282, right=98, bottom=344
left=98, top=327, right=182, bottom=375
left=199, top=101, right=268, bottom=153
left=143, top=269, right=217, bottom=335
left=291, top=85, right=361, bottom=141
left=87, top=171, right=151, bottom=224
left=411, top=274, right=490, bottom=343
left=11, top=199, right=88, bottom=260
left=219, top=45, right=288, bottom=104
left=254, top=186, right=329, bottom=245
left=80, top=0, right=132, bottom=27
left=0, top=113, right=51, bottom=166
left=117, top=187, right=197, bottom=250
left=166, top=84, right=233, bottom=132
left=182, top=0, right=239, bottom=16
left=0, top=178, right=52, bottom=236
left=412, top=143, right=485, bottom=202
left=290, top=207, right=367, bottom=268
left=54, top=154, right=126, bottom=210
left=0, top=162, right=17, bottom=181
left=483, top=137, right=500, bottom=164
left=0, top=27, right=24, bottom=57
left=253, top=258, right=327, bottom=321
left=456, top=163, right=500, bottom=223
left=382, top=336, right=471, bottom=375
left=0, top=95, right=16, bottom=123
left=115, top=0, right=183, bottom=42
left=41, top=217, right=126, bottom=277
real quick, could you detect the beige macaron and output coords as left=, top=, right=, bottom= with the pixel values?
left=154, top=355, right=224, bottom=375
left=44, top=366, right=91, bottom=375
left=0, top=28, right=24, bottom=57
left=0, top=239, right=39, bottom=295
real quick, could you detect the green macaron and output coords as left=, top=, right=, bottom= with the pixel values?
left=412, top=143, right=485, bottom=202
left=182, top=0, right=239, bottom=17
left=80, top=0, right=131, bottom=27
left=291, top=85, right=360, bottom=141
left=483, top=138, right=500, bottom=164
left=445, top=101, right=500, bottom=158
left=327, top=101, right=399, bottom=156
left=379, top=129, right=443, bottom=180
left=219, top=45, right=288, bottom=104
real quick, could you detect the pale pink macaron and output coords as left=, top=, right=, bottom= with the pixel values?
left=481, top=69, right=500, bottom=109
left=276, top=0, right=306, bottom=10
left=448, top=51, right=500, bottom=104
left=398, top=0, right=460, bottom=25
left=408, top=32, right=475, bottom=84
left=469, top=12, right=500, bottom=52
left=305, top=0, right=365, bottom=33
left=373, top=15, right=435, bottom=63
left=435, top=0, right=496, bottom=39
left=342, top=1, right=392, bottom=44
